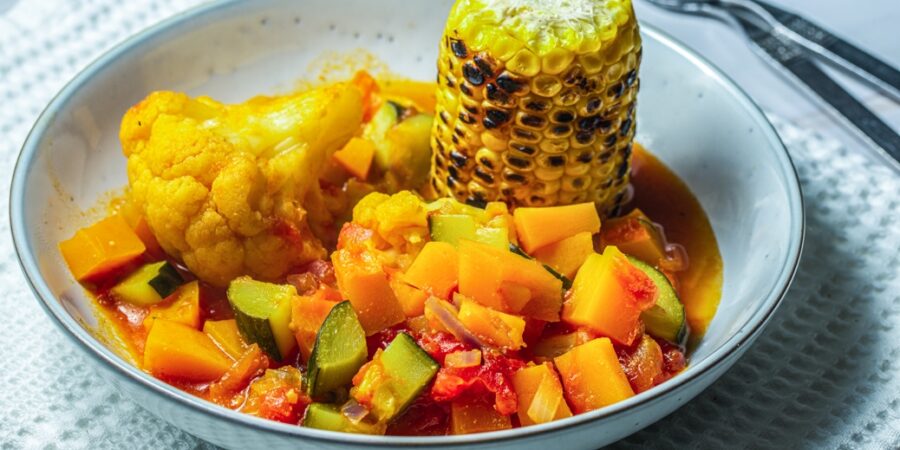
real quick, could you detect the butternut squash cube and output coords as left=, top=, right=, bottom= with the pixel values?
left=143, top=281, right=202, bottom=331
left=143, top=319, right=233, bottom=382
left=457, top=297, right=525, bottom=350
left=601, top=210, right=666, bottom=265
left=203, top=319, right=248, bottom=360
left=332, top=137, right=375, bottom=180
left=554, top=338, right=634, bottom=413
left=562, top=246, right=657, bottom=346
left=332, top=248, right=405, bottom=335
left=458, top=240, right=563, bottom=321
left=390, top=277, right=429, bottom=317
left=59, top=215, right=146, bottom=282
left=513, top=203, right=600, bottom=253
left=290, top=294, right=340, bottom=361
left=532, top=231, right=595, bottom=279
left=512, top=363, right=572, bottom=426
left=403, top=241, right=459, bottom=299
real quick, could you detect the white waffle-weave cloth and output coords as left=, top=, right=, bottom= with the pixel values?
left=1, top=1, right=898, bottom=449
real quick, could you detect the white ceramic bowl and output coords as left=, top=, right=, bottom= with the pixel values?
left=11, top=0, right=803, bottom=448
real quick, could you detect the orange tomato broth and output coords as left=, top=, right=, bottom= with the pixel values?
left=630, top=144, right=723, bottom=341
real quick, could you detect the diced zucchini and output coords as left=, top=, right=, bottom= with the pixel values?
left=307, top=301, right=368, bottom=398
left=227, top=277, right=297, bottom=361
left=365, top=102, right=400, bottom=153
left=302, top=403, right=384, bottom=434
left=111, top=261, right=184, bottom=306
left=358, top=333, right=439, bottom=422
left=429, top=214, right=508, bottom=250
left=474, top=226, right=509, bottom=250
left=429, top=214, right=477, bottom=246
left=628, top=256, right=687, bottom=344
left=508, top=243, right=573, bottom=290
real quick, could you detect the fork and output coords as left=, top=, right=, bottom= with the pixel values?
left=643, top=0, right=900, bottom=165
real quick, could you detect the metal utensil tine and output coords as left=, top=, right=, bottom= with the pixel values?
left=749, top=0, right=900, bottom=102
left=733, top=13, right=900, bottom=165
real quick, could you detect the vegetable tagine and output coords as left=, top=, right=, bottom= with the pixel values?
left=58, top=0, right=722, bottom=436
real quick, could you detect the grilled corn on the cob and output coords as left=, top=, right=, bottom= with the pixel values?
left=431, top=0, right=641, bottom=215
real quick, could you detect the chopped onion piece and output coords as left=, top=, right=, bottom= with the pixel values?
left=341, top=399, right=370, bottom=424
left=445, top=349, right=483, bottom=368
left=527, top=372, right=562, bottom=424
left=424, top=297, right=485, bottom=348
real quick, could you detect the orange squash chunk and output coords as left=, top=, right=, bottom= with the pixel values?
left=332, top=248, right=405, bottom=335
left=332, top=137, right=376, bottom=180
left=601, top=210, right=666, bottom=265
left=290, top=293, right=340, bottom=361
left=143, top=281, right=202, bottom=331
left=457, top=240, right=505, bottom=310
left=59, top=215, right=146, bottom=282
left=513, top=203, right=600, bottom=253
left=403, top=241, right=459, bottom=299
left=449, top=395, right=512, bottom=435
left=512, top=363, right=572, bottom=426
left=457, top=297, right=525, bottom=350
left=532, top=231, right=595, bottom=279
left=203, top=319, right=248, bottom=360
left=390, top=277, right=429, bottom=317
left=554, top=338, right=634, bottom=413
left=143, top=319, right=233, bottom=382
left=458, top=240, right=563, bottom=321
left=562, top=246, right=657, bottom=346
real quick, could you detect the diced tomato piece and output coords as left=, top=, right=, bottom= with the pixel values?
left=616, top=334, right=664, bottom=393
left=431, top=351, right=525, bottom=416
left=258, top=386, right=306, bottom=424
left=416, top=330, right=470, bottom=365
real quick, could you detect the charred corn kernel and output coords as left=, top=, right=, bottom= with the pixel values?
left=542, top=48, right=576, bottom=75
left=432, top=0, right=641, bottom=214
left=508, top=49, right=543, bottom=78
left=532, top=75, right=563, bottom=98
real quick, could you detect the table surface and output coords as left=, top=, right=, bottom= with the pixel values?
left=1, top=1, right=899, bottom=449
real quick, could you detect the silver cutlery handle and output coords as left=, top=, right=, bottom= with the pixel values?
left=735, top=14, right=900, bottom=164
left=749, top=0, right=900, bottom=102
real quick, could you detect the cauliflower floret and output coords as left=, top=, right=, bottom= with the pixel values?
left=338, top=191, right=430, bottom=271
left=120, top=84, right=363, bottom=286
left=352, top=191, right=428, bottom=250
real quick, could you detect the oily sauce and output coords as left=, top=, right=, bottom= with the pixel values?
left=630, top=144, right=723, bottom=340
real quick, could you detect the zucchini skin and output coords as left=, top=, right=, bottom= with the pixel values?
left=232, top=308, right=281, bottom=361
left=627, top=256, right=687, bottom=345
left=147, top=262, right=183, bottom=298
left=307, top=301, right=368, bottom=398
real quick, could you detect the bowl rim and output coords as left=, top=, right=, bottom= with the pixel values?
left=10, top=0, right=804, bottom=446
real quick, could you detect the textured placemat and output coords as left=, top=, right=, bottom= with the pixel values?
left=1, top=1, right=898, bottom=449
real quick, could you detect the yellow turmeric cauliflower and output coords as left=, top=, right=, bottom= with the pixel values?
left=120, top=83, right=363, bottom=286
